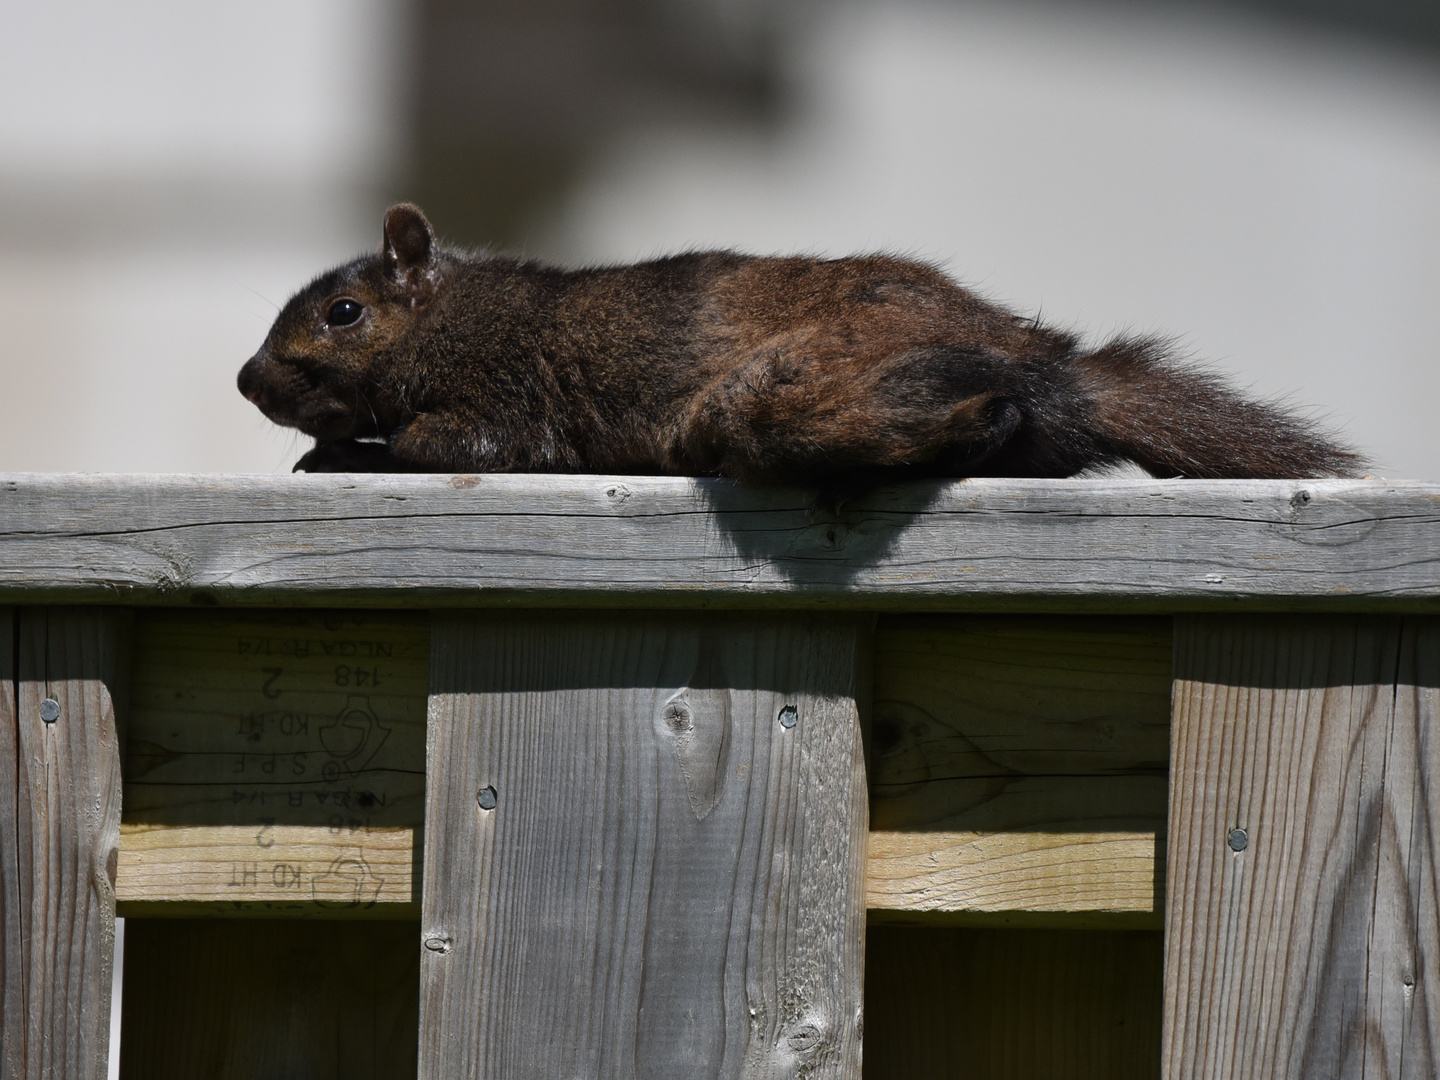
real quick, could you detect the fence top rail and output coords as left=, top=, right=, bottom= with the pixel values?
left=0, top=472, right=1437, bottom=611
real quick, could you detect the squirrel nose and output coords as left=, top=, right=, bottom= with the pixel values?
left=237, top=354, right=267, bottom=406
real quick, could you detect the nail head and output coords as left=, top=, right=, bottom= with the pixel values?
left=1227, top=827, right=1249, bottom=852
left=477, top=786, right=498, bottom=811
left=39, top=698, right=60, bottom=724
left=779, top=704, right=798, bottom=729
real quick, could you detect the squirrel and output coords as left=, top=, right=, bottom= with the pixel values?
left=238, top=203, right=1362, bottom=505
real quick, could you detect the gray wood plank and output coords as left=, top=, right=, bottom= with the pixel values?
left=420, top=613, right=867, bottom=1080
left=1, top=474, right=1439, bottom=609
left=3, top=609, right=126, bottom=1079
left=0, top=608, right=20, bottom=1077
left=1163, top=615, right=1440, bottom=1079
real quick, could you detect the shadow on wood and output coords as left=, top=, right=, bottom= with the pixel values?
left=120, top=918, right=420, bottom=1079
left=868, top=616, right=1170, bottom=923
left=864, top=925, right=1163, bottom=1080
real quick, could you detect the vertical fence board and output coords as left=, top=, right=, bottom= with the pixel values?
left=1, top=608, right=19, bottom=1076
left=1164, top=615, right=1440, bottom=1079
left=420, top=613, right=867, bottom=1080
left=0, top=609, right=126, bottom=1080
left=1381, top=619, right=1440, bottom=1077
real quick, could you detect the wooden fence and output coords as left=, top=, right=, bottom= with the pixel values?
left=1, top=473, right=1438, bottom=1078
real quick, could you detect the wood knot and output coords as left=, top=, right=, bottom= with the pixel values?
left=786, top=1021, right=825, bottom=1053
left=663, top=701, right=694, bottom=735
left=658, top=689, right=732, bottom=820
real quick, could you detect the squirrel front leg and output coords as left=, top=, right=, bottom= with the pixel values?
left=294, top=439, right=399, bottom=472
left=388, top=411, right=492, bottom=471
left=293, top=412, right=490, bottom=473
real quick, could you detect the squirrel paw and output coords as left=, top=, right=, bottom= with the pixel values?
left=294, top=439, right=396, bottom=473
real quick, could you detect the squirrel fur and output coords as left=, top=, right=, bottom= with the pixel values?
left=238, top=203, right=1362, bottom=502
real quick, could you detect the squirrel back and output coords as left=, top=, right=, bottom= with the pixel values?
left=237, top=204, right=1362, bottom=495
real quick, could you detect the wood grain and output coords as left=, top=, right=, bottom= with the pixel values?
left=119, top=918, right=420, bottom=1079
left=1164, top=615, right=1440, bottom=1079
left=864, top=925, right=1163, bottom=1080
left=117, top=823, right=418, bottom=907
left=115, top=612, right=1168, bottom=919
left=117, top=611, right=427, bottom=916
left=1, top=474, right=1438, bottom=610
left=124, top=610, right=428, bottom=828
left=869, top=617, right=1170, bottom=920
left=420, top=613, right=868, bottom=1079
left=0, top=608, right=19, bottom=1078
left=867, top=830, right=1161, bottom=919
left=1, top=609, right=126, bottom=1080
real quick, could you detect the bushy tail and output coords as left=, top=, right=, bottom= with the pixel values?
left=1069, top=338, right=1364, bottom=479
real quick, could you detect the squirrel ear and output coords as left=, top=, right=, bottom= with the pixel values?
left=382, top=203, right=435, bottom=281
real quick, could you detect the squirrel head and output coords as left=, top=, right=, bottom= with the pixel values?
left=237, top=203, right=444, bottom=441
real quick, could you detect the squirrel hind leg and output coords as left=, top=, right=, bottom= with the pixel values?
left=931, top=399, right=1023, bottom=474
left=677, top=344, right=1028, bottom=487
left=810, top=399, right=1025, bottom=514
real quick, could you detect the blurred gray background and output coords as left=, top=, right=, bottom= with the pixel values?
left=2, top=0, right=1436, bottom=477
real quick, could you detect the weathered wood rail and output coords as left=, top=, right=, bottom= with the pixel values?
left=1, top=473, right=1437, bottom=1079
left=4, top=474, right=1439, bottom=608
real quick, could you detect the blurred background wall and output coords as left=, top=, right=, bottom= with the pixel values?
left=1, top=0, right=1436, bottom=477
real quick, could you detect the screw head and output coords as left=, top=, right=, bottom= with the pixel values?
left=477, top=786, right=498, bottom=811
left=38, top=698, right=60, bottom=724
left=778, top=705, right=798, bottom=730
left=1227, top=827, right=1249, bottom=852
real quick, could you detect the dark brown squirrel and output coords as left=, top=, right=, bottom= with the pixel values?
left=238, top=203, right=1363, bottom=504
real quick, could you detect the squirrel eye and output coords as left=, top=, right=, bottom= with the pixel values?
left=326, top=299, right=364, bottom=327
